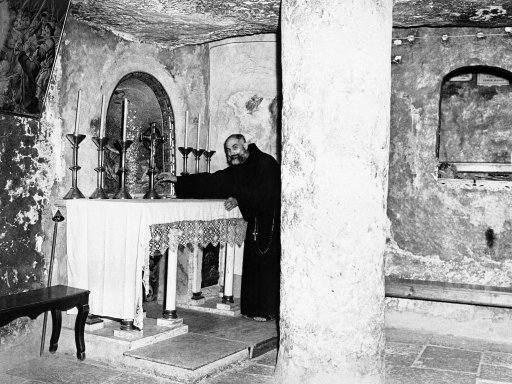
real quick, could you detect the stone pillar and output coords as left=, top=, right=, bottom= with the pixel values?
left=277, top=1, right=393, bottom=383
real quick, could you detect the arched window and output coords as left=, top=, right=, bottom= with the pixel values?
left=437, top=66, right=512, bottom=180
left=104, top=72, right=175, bottom=195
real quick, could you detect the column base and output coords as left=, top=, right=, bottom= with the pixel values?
left=163, top=309, right=178, bottom=319
left=192, top=292, right=205, bottom=300
left=120, top=319, right=134, bottom=330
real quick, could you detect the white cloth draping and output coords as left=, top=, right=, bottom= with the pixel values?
left=66, top=199, right=244, bottom=329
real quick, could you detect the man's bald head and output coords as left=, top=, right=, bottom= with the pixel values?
left=224, top=134, right=249, bottom=166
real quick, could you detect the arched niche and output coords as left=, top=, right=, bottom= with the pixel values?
left=104, top=72, right=175, bottom=195
left=437, top=66, right=512, bottom=180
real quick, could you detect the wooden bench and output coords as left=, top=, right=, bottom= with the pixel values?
left=0, top=285, right=89, bottom=360
left=385, top=277, right=512, bottom=309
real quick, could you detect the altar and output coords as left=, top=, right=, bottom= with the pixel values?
left=66, top=199, right=246, bottom=329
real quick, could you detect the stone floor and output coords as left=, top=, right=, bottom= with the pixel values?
left=6, top=327, right=512, bottom=383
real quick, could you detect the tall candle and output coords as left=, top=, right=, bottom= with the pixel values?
left=122, top=98, right=128, bottom=141
left=74, top=89, right=81, bottom=135
left=196, top=113, right=201, bottom=149
left=184, top=110, right=189, bottom=147
left=207, top=114, right=210, bottom=151
left=99, top=95, right=105, bottom=139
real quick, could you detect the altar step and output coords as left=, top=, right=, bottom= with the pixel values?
left=120, top=305, right=278, bottom=382
left=178, top=296, right=241, bottom=317
left=59, top=315, right=188, bottom=362
left=58, top=307, right=277, bottom=383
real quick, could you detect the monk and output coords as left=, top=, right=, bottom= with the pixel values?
left=158, top=134, right=280, bottom=321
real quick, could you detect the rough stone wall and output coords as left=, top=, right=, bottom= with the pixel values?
left=387, top=27, right=512, bottom=285
left=0, top=17, right=208, bottom=353
left=0, top=53, right=63, bottom=348
left=208, top=34, right=278, bottom=172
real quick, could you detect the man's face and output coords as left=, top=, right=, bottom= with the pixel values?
left=225, top=138, right=249, bottom=166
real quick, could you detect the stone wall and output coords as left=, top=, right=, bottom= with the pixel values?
left=208, top=34, right=279, bottom=172
left=387, top=27, right=512, bottom=285
left=0, top=17, right=209, bottom=354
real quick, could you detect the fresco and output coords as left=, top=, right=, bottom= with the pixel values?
left=0, top=0, right=70, bottom=117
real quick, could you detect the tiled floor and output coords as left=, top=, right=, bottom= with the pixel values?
left=7, top=328, right=512, bottom=383
left=386, top=328, right=512, bottom=384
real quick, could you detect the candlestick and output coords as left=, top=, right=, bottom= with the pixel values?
left=99, top=95, right=105, bottom=139
left=196, top=113, right=201, bottom=150
left=203, top=150, right=216, bottom=174
left=74, top=90, right=81, bottom=135
left=192, top=148, right=204, bottom=174
left=122, top=98, right=128, bottom=142
left=90, top=137, right=109, bottom=199
left=178, top=146, right=193, bottom=175
left=113, top=139, right=133, bottom=199
left=168, top=116, right=176, bottom=197
left=63, top=133, right=86, bottom=199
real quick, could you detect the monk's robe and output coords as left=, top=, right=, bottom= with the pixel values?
left=175, top=143, right=280, bottom=319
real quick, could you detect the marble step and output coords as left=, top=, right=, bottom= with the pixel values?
left=122, top=332, right=250, bottom=383
left=59, top=315, right=188, bottom=363
left=178, top=297, right=241, bottom=317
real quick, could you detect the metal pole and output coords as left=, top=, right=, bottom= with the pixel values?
left=40, top=210, right=64, bottom=356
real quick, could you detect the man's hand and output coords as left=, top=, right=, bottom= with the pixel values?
left=224, top=197, right=238, bottom=211
left=156, top=172, right=177, bottom=184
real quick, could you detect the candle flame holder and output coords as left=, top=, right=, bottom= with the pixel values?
left=90, top=137, right=109, bottom=199
left=203, top=150, right=216, bottom=173
left=178, top=146, right=193, bottom=175
left=192, top=148, right=205, bottom=174
left=63, top=133, right=86, bottom=199
left=113, top=139, right=133, bottom=199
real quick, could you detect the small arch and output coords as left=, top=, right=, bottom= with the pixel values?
left=437, top=65, right=512, bottom=180
left=104, top=72, right=176, bottom=195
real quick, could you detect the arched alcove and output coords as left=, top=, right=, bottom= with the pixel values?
left=437, top=66, right=512, bottom=180
left=104, top=72, right=175, bottom=195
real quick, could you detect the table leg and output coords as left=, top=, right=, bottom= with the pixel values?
left=49, top=309, right=62, bottom=353
left=75, top=303, right=89, bottom=361
left=222, top=243, right=235, bottom=303
left=218, top=244, right=226, bottom=298
left=191, top=243, right=204, bottom=300
left=163, top=246, right=178, bottom=319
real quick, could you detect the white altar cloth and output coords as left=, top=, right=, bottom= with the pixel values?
left=66, top=199, right=244, bottom=329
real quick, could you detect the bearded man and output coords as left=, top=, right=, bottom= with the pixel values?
left=158, top=133, right=280, bottom=321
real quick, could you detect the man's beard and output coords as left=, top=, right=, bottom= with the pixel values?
left=228, top=155, right=246, bottom=166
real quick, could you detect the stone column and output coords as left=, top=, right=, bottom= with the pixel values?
left=277, top=1, right=393, bottom=383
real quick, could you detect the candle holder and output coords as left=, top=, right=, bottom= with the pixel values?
left=203, top=150, right=216, bottom=173
left=90, top=137, right=109, bottom=199
left=168, top=124, right=177, bottom=198
left=113, top=139, right=133, bottom=199
left=140, top=123, right=165, bottom=199
left=178, top=146, right=193, bottom=175
left=192, top=148, right=205, bottom=174
left=63, top=133, right=86, bottom=199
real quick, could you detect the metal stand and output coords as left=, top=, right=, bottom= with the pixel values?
left=203, top=150, right=216, bottom=173
left=63, top=134, right=86, bottom=199
left=140, top=123, right=165, bottom=199
left=192, top=148, right=205, bottom=174
left=113, top=139, right=133, bottom=199
left=178, top=146, right=193, bottom=175
left=40, top=210, right=65, bottom=356
left=90, top=137, right=109, bottom=199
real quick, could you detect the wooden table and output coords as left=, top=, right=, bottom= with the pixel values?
left=0, top=285, right=90, bottom=360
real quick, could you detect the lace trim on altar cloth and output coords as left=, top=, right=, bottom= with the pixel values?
left=149, top=218, right=247, bottom=256
left=141, top=218, right=247, bottom=309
